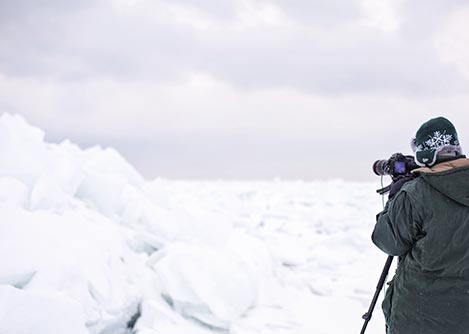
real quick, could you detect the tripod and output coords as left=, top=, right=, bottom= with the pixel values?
left=360, top=255, right=394, bottom=334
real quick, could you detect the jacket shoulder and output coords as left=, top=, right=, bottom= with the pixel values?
left=400, top=176, right=432, bottom=198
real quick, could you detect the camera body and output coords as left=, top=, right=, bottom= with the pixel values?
left=373, top=153, right=419, bottom=179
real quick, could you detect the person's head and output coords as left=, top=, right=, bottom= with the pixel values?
left=411, top=117, right=463, bottom=167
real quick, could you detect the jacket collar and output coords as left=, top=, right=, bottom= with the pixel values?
left=413, top=158, right=469, bottom=174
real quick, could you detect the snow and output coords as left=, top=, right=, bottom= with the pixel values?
left=0, top=285, right=88, bottom=334
left=0, top=112, right=390, bottom=334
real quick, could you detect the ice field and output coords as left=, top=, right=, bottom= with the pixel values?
left=0, top=113, right=391, bottom=334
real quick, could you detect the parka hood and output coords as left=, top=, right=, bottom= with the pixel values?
left=414, top=158, right=469, bottom=207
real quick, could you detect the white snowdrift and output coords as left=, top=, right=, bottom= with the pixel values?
left=0, top=113, right=259, bottom=333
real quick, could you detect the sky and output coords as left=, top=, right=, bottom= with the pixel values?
left=1, top=0, right=469, bottom=181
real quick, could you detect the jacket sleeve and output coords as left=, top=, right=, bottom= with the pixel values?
left=372, top=190, right=422, bottom=256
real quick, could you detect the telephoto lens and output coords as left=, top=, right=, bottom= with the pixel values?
left=372, top=159, right=389, bottom=176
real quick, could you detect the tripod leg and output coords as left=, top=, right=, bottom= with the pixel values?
left=359, top=256, right=393, bottom=334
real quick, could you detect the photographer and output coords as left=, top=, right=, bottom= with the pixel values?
left=372, top=117, right=469, bottom=334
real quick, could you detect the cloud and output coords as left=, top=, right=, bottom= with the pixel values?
left=399, top=0, right=469, bottom=38
left=0, top=1, right=198, bottom=82
left=250, top=0, right=362, bottom=27
left=168, top=0, right=239, bottom=18
left=0, top=0, right=94, bottom=22
left=0, top=0, right=468, bottom=95
left=434, top=5, right=469, bottom=80
left=193, top=24, right=467, bottom=95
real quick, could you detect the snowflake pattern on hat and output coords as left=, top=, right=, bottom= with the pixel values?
left=416, top=131, right=455, bottom=152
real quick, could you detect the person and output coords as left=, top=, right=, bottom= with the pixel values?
left=372, top=116, right=469, bottom=334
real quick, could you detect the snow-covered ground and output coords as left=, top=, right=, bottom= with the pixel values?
left=0, top=113, right=391, bottom=334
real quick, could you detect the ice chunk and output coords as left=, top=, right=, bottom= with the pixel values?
left=0, top=285, right=88, bottom=334
left=76, top=147, right=146, bottom=223
left=151, top=242, right=257, bottom=329
left=82, top=145, right=144, bottom=187
left=136, top=297, right=217, bottom=334
left=0, top=177, right=29, bottom=208
left=76, top=167, right=129, bottom=220
left=30, top=141, right=85, bottom=210
left=0, top=205, right=143, bottom=333
left=0, top=271, right=36, bottom=289
left=226, top=231, right=274, bottom=300
left=140, top=202, right=233, bottom=247
left=0, top=113, right=47, bottom=187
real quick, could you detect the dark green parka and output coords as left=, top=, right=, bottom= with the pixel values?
left=372, top=158, right=469, bottom=334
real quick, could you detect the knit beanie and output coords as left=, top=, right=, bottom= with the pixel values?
left=411, top=117, right=463, bottom=167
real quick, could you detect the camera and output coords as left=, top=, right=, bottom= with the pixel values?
left=373, top=153, right=419, bottom=178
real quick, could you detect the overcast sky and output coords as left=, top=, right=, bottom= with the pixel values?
left=1, top=0, right=469, bottom=181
